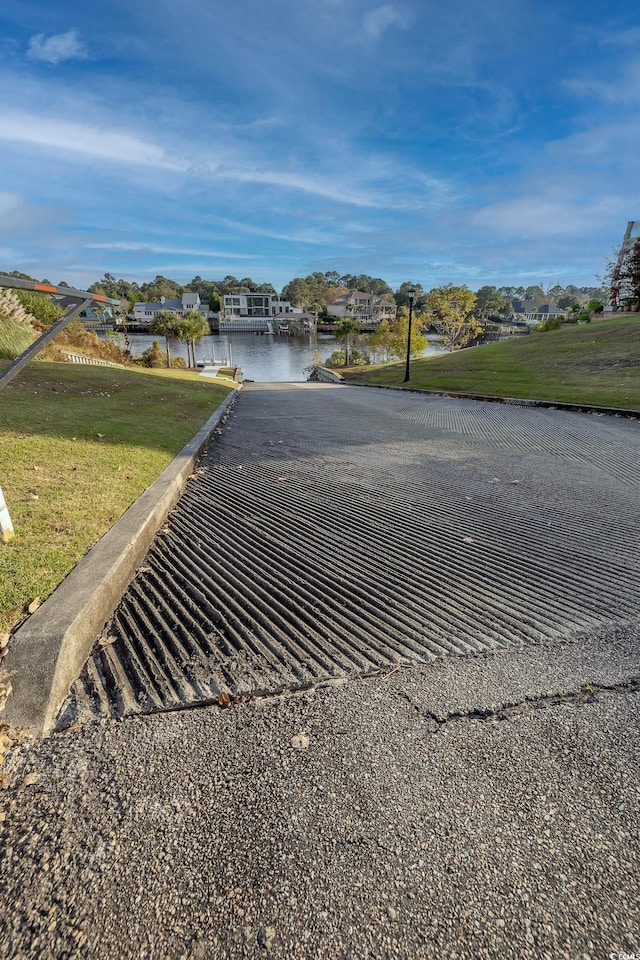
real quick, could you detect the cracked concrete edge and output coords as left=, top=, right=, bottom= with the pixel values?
left=2, top=388, right=238, bottom=738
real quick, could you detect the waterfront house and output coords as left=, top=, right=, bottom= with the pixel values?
left=220, top=292, right=316, bottom=333
left=132, top=292, right=210, bottom=325
left=512, top=301, right=565, bottom=326
left=221, top=292, right=296, bottom=319
left=326, top=291, right=396, bottom=325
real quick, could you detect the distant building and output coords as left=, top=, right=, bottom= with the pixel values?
left=220, top=292, right=316, bottom=333
left=221, top=293, right=295, bottom=319
left=326, top=291, right=396, bottom=325
left=132, top=293, right=210, bottom=324
left=512, top=300, right=565, bottom=326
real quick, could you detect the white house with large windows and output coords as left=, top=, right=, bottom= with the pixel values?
left=220, top=292, right=316, bottom=332
left=132, top=293, right=210, bottom=324
left=221, top=292, right=297, bottom=319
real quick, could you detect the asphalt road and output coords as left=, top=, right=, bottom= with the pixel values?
left=1, top=384, right=639, bottom=959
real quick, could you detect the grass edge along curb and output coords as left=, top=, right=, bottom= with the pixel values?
left=3, top=389, right=238, bottom=738
left=343, top=382, right=640, bottom=419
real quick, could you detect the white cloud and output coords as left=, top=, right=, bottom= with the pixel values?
left=85, top=241, right=256, bottom=259
left=27, top=30, right=88, bottom=66
left=363, top=5, right=410, bottom=40
left=471, top=192, right=624, bottom=238
left=0, top=108, right=434, bottom=209
left=0, top=191, right=23, bottom=218
left=0, top=111, right=185, bottom=170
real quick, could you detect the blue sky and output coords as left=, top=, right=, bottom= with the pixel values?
left=0, top=0, right=638, bottom=292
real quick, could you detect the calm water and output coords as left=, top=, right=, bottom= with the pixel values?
left=119, top=332, right=446, bottom=382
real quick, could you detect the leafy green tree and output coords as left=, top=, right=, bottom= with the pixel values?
left=141, top=276, right=183, bottom=302
left=547, top=284, right=565, bottom=303
left=184, top=277, right=220, bottom=312
left=394, top=282, right=424, bottom=309
left=281, top=277, right=313, bottom=310
left=474, top=285, right=508, bottom=319
left=369, top=312, right=427, bottom=361
left=149, top=310, right=178, bottom=367
left=282, top=275, right=332, bottom=313
left=89, top=275, right=144, bottom=303
left=424, top=284, right=481, bottom=352
left=524, top=285, right=547, bottom=303
left=558, top=294, right=580, bottom=311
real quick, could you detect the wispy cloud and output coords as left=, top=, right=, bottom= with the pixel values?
left=565, top=57, right=640, bottom=104
left=0, top=111, right=185, bottom=170
left=85, top=241, right=256, bottom=259
left=27, top=30, right=88, bottom=66
left=471, top=190, right=626, bottom=238
left=0, top=103, right=448, bottom=211
left=596, top=26, right=640, bottom=48
left=363, top=4, right=410, bottom=40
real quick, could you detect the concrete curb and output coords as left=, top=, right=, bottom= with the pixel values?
left=344, top=382, right=640, bottom=419
left=312, top=366, right=344, bottom=383
left=3, top=389, right=238, bottom=737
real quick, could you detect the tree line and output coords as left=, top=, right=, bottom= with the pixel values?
left=3, top=267, right=607, bottom=317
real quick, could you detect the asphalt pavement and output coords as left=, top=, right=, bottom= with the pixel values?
left=1, top=383, right=638, bottom=959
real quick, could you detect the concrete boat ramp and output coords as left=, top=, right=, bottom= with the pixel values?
left=1, top=382, right=639, bottom=959
left=60, top=382, right=640, bottom=724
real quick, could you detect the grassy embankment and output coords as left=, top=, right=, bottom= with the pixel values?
left=0, top=362, right=233, bottom=634
left=342, top=315, right=640, bottom=410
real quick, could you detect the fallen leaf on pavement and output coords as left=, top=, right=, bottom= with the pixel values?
left=291, top=732, right=310, bottom=750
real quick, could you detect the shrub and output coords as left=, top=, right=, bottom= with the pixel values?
left=15, top=290, right=64, bottom=327
left=325, top=348, right=371, bottom=368
left=326, top=349, right=346, bottom=367
left=140, top=340, right=168, bottom=368
left=534, top=315, right=564, bottom=332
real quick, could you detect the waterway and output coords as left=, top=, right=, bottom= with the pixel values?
left=118, top=333, right=447, bottom=383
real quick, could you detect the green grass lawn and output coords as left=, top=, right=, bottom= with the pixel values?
left=342, top=315, right=640, bottom=410
left=0, top=362, right=232, bottom=633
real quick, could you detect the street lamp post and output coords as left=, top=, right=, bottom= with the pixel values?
left=403, top=288, right=416, bottom=383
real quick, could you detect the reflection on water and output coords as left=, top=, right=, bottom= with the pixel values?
left=120, top=332, right=446, bottom=383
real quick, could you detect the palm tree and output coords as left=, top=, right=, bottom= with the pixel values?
left=182, top=310, right=211, bottom=367
left=334, top=317, right=359, bottom=367
left=149, top=310, right=177, bottom=367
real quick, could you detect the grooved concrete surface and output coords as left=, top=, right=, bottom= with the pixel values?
left=2, top=383, right=640, bottom=960
left=61, top=383, right=640, bottom=724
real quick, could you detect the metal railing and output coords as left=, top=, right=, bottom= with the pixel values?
left=0, top=275, right=120, bottom=392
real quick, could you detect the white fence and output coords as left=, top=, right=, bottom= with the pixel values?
left=61, top=350, right=121, bottom=367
